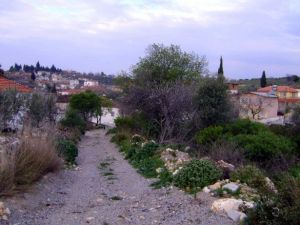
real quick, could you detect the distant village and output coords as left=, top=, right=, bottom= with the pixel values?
left=1, top=62, right=121, bottom=98
left=1, top=62, right=300, bottom=126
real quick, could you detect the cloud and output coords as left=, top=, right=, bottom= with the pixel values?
left=0, top=0, right=299, bottom=77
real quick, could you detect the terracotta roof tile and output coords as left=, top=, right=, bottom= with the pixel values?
left=257, top=86, right=298, bottom=93
left=0, top=76, right=32, bottom=93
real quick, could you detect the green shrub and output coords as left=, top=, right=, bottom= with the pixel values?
left=135, top=156, right=164, bottom=178
left=110, top=132, right=130, bottom=145
left=289, top=165, right=300, bottom=179
left=60, top=108, right=86, bottom=133
left=106, top=127, right=117, bottom=135
left=56, top=139, right=78, bottom=164
left=246, top=174, right=300, bottom=225
left=230, top=165, right=267, bottom=191
left=224, top=119, right=268, bottom=136
left=195, top=125, right=224, bottom=145
left=114, top=116, right=136, bottom=131
left=173, top=159, right=221, bottom=192
left=151, top=168, right=173, bottom=188
left=232, top=131, right=295, bottom=162
left=130, top=142, right=159, bottom=161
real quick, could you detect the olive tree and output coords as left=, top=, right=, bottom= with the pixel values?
left=0, top=90, right=26, bottom=130
left=127, top=44, right=208, bottom=143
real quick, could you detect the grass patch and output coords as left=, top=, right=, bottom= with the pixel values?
left=103, top=172, right=114, bottom=176
left=111, top=196, right=123, bottom=201
left=98, top=162, right=111, bottom=169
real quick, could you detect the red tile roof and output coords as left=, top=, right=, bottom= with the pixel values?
left=257, top=86, right=298, bottom=93
left=0, top=76, right=32, bottom=93
left=278, top=98, right=300, bottom=103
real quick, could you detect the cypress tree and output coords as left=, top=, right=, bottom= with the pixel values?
left=260, top=70, right=267, bottom=87
left=217, top=56, right=224, bottom=75
left=31, top=72, right=36, bottom=81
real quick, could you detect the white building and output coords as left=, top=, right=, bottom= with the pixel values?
left=83, top=79, right=99, bottom=87
left=70, top=79, right=79, bottom=89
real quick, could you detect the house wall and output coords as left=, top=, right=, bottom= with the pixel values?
left=239, top=94, right=278, bottom=120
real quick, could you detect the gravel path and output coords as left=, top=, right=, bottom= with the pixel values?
left=2, top=129, right=234, bottom=225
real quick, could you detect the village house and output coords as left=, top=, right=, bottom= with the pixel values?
left=82, top=78, right=99, bottom=87
left=239, top=92, right=278, bottom=121
left=226, top=82, right=239, bottom=94
left=0, top=76, right=32, bottom=93
left=257, top=85, right=300, bottom=113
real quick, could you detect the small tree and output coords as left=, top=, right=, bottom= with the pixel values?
left=240, top=97, right=263, bottom=120
left=260, top=70, right=267, bottom=88
left=36, top=61, right=40, bottom=71
left=28, top=93, right=57, bottom=127
left=195, top=76, right=232, bottom=128
left=31, top=72, right=36, bottom=81
left=0, top=90, right=25, bottom=130
left=95, top=96, right=113, bottom=125
left=69, top=91, right=100, bottom=121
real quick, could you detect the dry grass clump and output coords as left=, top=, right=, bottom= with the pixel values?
left=14, top=132, right=62, bottom=185
left=0, top=152, right=15, bottom=195
left=0, top=126, right=62, bottom=196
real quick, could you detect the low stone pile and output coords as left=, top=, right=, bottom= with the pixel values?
left=160, top=148, right=191, bottom=174
left=0, top=202, right=10, bottom=221
left=202, top=180, right=256, bottom=222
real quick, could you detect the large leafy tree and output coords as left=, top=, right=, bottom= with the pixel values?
left=127, top=44, right=208, bottom=142
left=133, top=43, right=208, bottom=87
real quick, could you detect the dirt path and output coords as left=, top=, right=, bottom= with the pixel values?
left=2, top=130, right=234, bottom=225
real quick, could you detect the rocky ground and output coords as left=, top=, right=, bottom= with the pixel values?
left=1, top=130, right=234, bottom=225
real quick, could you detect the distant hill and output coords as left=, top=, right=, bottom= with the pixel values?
left=230, top=75, right=300, bottom=92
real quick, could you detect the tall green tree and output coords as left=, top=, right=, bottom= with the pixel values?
left=195, top=76, right=231, bottom=127
left=133, top=43, right=208, bottom=86
left=260, top=70, right=267, bottom=88
left=36, top=61, right=40, bottom=71
left=217, top=56, right=224, bottom=75
left=31, top=72, right=36, bottom=81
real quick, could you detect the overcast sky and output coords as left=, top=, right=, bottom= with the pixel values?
left=0, top=0, right=299, bottom=78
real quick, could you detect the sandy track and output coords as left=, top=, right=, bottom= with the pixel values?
left=2, top=130, right=234, bottom=225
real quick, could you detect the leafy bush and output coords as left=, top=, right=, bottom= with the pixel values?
left=114, top=116, right=137, bottom=131
left=224, top=119, right=268, bottom=136
left=230, top=165, right=267, bottom=191
left=130, top=142, right=159, bottom=162
left=247, top=174, right=300, bottom=225
left=208, top=140, right=245, bottom=167
left=56, top=139, right=78, bottom=164
left=111, top=132, right=130, bottom=145
left=289, top=165, right=300, bottom=179
left=134, top=156, right=164, bottom=178
left=173, top=159, right=221, bottom=192
left=60, top=108, right=86, bottom=133
left=195, top=125, right=224, bottom=145
left=232, top=131, right=295, bottom=162
left=151, top=168, right=173, bottom=188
